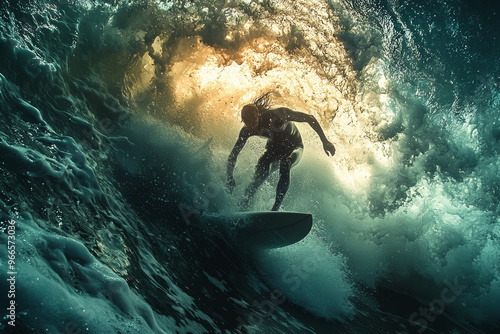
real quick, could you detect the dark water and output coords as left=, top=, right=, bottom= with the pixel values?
left=1, top=0, right=499, bottom=333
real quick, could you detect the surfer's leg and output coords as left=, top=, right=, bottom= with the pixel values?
left=270, top=160, right=280, bottom=174
left=240, top=152, right=274, bottom=209
left=272, top=147, right=303, bottom=211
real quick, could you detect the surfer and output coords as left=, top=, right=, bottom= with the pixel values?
left=227, top=92, right=335, bottom=211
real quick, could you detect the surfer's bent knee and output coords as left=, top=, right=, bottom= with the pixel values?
left=289, top=146, right=303, bottom=168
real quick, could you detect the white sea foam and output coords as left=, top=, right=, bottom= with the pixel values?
left=256, top=235, right=355, bottom=320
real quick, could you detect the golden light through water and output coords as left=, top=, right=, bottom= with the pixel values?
left=125, top=0, right=395, bottom=194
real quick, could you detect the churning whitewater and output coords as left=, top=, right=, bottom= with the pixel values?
left=1, top=0, right=499, bottom=333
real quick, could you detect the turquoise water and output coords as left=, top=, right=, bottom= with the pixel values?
left=1, top=0, right=499, bottom=333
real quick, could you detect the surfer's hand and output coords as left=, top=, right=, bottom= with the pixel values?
left=323, top=140, right=336, bottom=156
left=226, top=176, right=236, bottom=193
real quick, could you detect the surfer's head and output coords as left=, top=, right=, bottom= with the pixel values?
left=241, top=104, right=260, bottom=130
left=241, top=92, right=273, bottom=131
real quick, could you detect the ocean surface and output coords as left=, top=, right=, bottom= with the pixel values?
left=1, top=0, right=499, bottom=333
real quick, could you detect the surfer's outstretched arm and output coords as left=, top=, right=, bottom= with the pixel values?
left=277, top=107, right=336, bottom=156
left=227, top=127, right=250, bottom=192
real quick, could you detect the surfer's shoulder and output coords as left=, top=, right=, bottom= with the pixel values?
left=264, top=107, right=287, bottom=120
left=269, top=107, right=289, bottom=114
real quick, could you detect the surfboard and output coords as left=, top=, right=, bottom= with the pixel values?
left=220, top=211, right=313, bottom=250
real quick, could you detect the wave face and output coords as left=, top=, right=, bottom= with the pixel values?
left=1, top=0, right=499, bottom=333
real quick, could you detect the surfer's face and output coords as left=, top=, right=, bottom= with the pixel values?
left=241, top=105, right=259, bottom=131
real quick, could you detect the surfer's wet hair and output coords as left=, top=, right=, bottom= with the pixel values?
left=252, top=91, right=273, bottom=113
left=241, top=92, right=273, bottom=127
